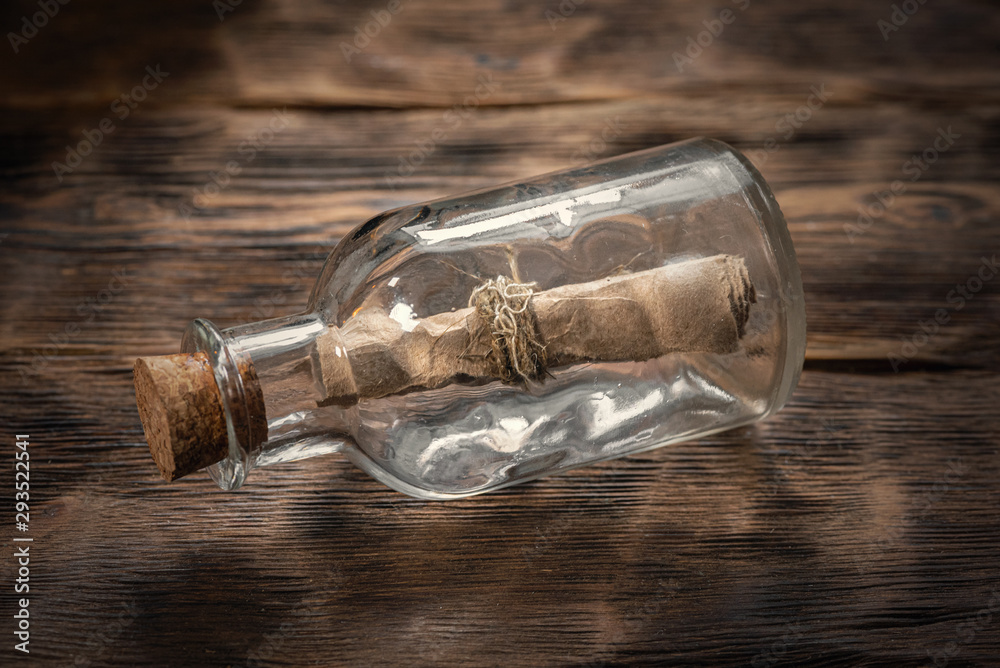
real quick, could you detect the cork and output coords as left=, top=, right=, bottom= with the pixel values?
left=317, top=254, right=756, bottom=407
left=133, top=351, right=268, bottom=482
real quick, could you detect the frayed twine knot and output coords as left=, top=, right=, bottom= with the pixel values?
left=469, top=275, right=547, bottom=384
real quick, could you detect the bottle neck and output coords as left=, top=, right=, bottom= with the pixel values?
left=182, top=313, right=351, bottom=490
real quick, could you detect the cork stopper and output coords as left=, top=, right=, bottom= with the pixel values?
left=134, top=352, right=229, bottom=481
left=134, top=349, right=268, bottom=482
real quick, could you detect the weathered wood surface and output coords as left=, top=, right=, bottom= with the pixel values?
left=1, top=0, right=999, bottom=665
left=2, top=0, right=999, bottom=108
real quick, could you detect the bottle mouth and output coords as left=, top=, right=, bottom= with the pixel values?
left=181, top=318, right=266, bottom=490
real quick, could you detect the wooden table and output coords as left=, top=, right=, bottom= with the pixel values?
left=2, top=0, right=998, bottom=665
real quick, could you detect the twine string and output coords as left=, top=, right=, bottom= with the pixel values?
left=469, top=275, right=547, bottom=383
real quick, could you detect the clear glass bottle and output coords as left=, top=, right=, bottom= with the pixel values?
left=135, top=138, right=806, bottom=498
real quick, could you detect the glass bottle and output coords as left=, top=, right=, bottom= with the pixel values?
left=134, top=138, right=806, bottom=499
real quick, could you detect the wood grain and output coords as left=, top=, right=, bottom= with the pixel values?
left=2, top=99, right=998, bottom=368
left=1, top=0, right=998, bottom=665
left=2, top=0, right=999, bottom=109
left=2, top=370, right=999, bottom=665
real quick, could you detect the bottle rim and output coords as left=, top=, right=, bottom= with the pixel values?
left=181, top=317, right=255, bottom=490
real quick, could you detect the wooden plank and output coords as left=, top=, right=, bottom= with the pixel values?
left=2, top=0, right=999, bottom=109
left=2, top=368, right=998, bottom=665
left=2, top=98, right=998, bottom=368
left=2, top=2, right=999, bottom=662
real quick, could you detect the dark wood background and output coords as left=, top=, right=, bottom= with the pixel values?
left=2, top=0, right=999, bottom=665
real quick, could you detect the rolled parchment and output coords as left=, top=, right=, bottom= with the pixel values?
left=316, top=254, right=755, bottom=407
left=134, top=253, right=754, bottom=482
